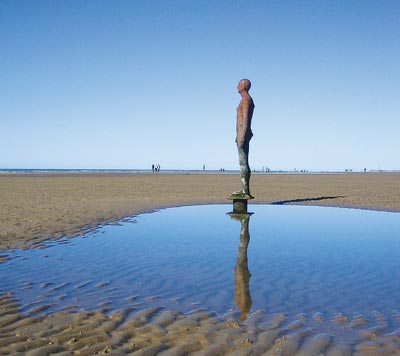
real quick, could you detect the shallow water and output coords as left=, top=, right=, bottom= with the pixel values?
left=1, top=205, right=400, bottom=328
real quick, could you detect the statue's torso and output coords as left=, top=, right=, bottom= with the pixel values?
left=237, top=96, right=254, bottom=140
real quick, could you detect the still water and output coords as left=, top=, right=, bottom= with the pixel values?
left=1, top=205, right=400, bottom=323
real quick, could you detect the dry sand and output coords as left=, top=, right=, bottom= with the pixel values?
left=1, top=172, right=400, bottom=355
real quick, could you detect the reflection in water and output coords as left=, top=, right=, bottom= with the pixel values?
left=3, top=204, right=400, bottom=333
left=229, top=212, right=252, bottom=321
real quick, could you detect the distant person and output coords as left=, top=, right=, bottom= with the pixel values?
left=233, top=79, right=255, bottom=198
left=152, top=164, right=155, bottom=172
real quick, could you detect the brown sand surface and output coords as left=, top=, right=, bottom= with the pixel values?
left=2, top=172, right=400, bottom=355
left=0, top=172, right=399, bottom=252
left=2, top=291, right=400, bottom=355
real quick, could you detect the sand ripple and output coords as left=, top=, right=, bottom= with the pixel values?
left=2, top=293, right=400, bottom=355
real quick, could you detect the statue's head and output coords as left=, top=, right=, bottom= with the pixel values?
left=237, top=79, right=251, bottom=93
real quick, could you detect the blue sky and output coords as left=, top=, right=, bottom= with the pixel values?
left=1, top=0, right=399, bottom=171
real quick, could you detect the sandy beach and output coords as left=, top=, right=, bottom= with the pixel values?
left=1, top=172, right=400, bottom=355
left=1, top=172, right=399, bottom=252
left=0, top=173, right=400, bottom=250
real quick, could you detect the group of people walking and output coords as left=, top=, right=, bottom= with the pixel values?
left=151, top=164, right=161, bottom=172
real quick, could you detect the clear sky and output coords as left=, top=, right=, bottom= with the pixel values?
left=1, top=0, right=399, bottom=171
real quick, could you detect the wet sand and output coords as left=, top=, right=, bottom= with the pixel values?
left=1, top=172, right=400, bottom=355
left=2, top=290, right=400, bottom=355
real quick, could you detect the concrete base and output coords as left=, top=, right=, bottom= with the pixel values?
left=232, top=199, right=248, bottom=213
left=227, top=194, right=254, bottom=214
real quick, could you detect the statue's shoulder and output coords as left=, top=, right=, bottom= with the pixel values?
left=240, top=95, right=253, bottom=105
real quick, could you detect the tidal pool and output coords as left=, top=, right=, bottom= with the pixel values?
left=1, top=204, right=400, bottom=329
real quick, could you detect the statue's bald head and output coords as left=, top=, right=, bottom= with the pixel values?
left=238, top=79, right=251, bottom=93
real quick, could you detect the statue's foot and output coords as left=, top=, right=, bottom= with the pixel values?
left=231, top=189, right=246, bottom=197
left=230, top=190, right=254, bottom=199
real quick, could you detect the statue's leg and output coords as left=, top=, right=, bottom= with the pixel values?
left=238, top=144, right=251, bottom=195
left=243, top=141, right=251, bottom=195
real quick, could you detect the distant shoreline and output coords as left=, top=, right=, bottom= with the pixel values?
left=1, top=168, right=399, bottom=175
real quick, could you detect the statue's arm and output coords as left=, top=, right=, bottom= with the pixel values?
left=236, top=103, right=251, bottom=147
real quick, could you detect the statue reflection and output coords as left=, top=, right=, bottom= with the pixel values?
left=229, top=212, right=252, bottom=321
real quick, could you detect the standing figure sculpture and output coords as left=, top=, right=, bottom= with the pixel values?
left=233, top=79, right=254, bottom=198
